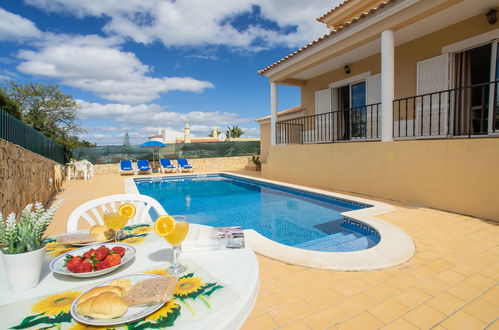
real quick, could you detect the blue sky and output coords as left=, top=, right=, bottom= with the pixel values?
left=0, top=0, right=338, bottom=145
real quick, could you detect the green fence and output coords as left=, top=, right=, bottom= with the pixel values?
left=0, top=109, right=65, bottom=164
left=72, top=141, right=260, bottom=164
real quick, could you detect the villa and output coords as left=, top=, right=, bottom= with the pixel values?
left=258, top=0, right=499, bottom=222
left=0, top=0, right=498, bottom=329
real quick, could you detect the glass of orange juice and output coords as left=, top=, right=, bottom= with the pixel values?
left=103, top=211, right=129, bottom=242
left=154, top=215, right=189, bottom=275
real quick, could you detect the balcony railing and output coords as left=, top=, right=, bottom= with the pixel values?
left=393, top=80, right=499, bottom=138
left=276, top=103, right=381, bottom=144
left=276, top=80, right=499, bottom=145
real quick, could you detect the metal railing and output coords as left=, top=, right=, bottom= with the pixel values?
left=0, top=109, right=65, bottom=164
left=276, top=103, right=381, bottom=144
left=393, top=80, right=499, bottom=138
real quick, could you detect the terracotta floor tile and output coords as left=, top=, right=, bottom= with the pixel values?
left=446, top=282, right=482, bottom=301
left=439, top=310, right=486, bottom=329
left=364, top=282, right=399, bottom=301
left=425, top=292, right=465, bottom=315
left=335, top=311, right=384, bottom=330
left=269, top=301, right=315, bottom=325
left=366, top=298, right=409, bottom=323
left=479, top=265, right=499, bottom=282
left=336, top=293, right=378, bottom=316
left=241, top=312, right=279, bottom=330
left=394, top=288, right=431, bottom=308
left=361, top=271, right=391, bottom=285
left=380, top=318, right=419, bottom=330
left=302, top=287, right=344, bottom=309
left=403, top=304, right=446, bottom=329
left=450, top=263, right=480, bottom=277
left=415, top=278, right=449, bottom=296
left=301, top=305, right=348, bottom=329
left=334, top=279, right=370, bottom=296
left=424, top=259, right=454, bottom=273
left=463, top=273, right=496, bottom=291
left=488, top=320, right=499, bottom=330
left=463, top=298, right=498, bottom=324
left=434, top=269, right=466, bottom=286
left=277, top=321, right=312, bottom=330
left=480, top=286, right=499, bottom=306
left=387, top=273, right=420, bottom=289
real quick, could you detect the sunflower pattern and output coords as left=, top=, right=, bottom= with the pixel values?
left=32, top=291, right=81, bottom=316
left=9, top=268, right=224, bottom=329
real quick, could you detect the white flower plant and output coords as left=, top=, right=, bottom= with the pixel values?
left=0, top=200, right=62, bottom=254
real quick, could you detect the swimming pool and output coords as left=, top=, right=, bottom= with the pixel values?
left=134, top=173, right=380, bottom=252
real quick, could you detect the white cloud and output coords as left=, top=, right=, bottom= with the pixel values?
left=0, top=8, right=42, bottom=41
left=16, top=34, right=215, bottom=103
left=24, top=0, right=337, bottom=50
left=77, top=100, right=252, bottom=127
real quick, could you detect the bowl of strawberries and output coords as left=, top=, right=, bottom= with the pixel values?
left=49, top=243, right=136, bottom=278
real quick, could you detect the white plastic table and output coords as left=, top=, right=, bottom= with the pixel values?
left=0, top=225, right=259, bottom=329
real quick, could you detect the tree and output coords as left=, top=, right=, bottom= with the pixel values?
left=208, top=129, right=221, bottom=137
left=0, top=91, right=22, bottom=119
left=1, top=81, right=93, bottom=148
left=226, top=125, right=244, bottom=138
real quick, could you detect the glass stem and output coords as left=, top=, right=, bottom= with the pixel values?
left=173, top=245, right=181, bottom=265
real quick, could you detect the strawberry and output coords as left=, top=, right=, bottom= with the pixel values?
left=66, top=256, right=83, bottom=273
left=95, top=260, right=111, bottom=271
left=76, top=261, right=93, bottom=273
left=104, top=254, right=121, bottom=267
left=111, top=246, right=125, bottom=257
left=82, top=249, right=94, bottom=259
left=97, top=245, right=110, bottom=255
left=94, top=248, right=108, bottom=261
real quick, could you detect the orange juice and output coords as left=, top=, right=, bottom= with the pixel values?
left=164, top=221, right=189, bottom=246
left=103, top=212, right=129, bottom=231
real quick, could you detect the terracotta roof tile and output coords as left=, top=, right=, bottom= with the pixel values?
left=258, top=0, right=395, bottom=76
left=255, top=105, right=305, bottom=122
left=317, top=0, right=356, bottom=23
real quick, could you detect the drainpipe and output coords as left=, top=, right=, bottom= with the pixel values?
left=270, top=82, right=278, bottom=146
left=381, top=29, right=394, bottom=142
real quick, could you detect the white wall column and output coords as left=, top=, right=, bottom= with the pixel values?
left=270, top=82, right=278, bottom=146
left=381, top=29, right=394, bottom=142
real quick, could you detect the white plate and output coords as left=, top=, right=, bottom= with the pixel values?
left=49, top=243, right=136, bottom=278
left=71, top=274, right=165, bottom=326
left=58, top=229, right=116, bottom=246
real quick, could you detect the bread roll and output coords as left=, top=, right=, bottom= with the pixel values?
left=78, top=286, right=125, bottom=304
left=90, top=225, right=115, bottom=241
left=76, top=292, right=128, bottom=319
left=109, top=278, right=133, bottom=293
left=125, top=276, right=177, bottom=306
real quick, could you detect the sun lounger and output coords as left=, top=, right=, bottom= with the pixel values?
left=120, top=160, right=136, bottom=175
left=137, top=160, right=152, bottom=174
left=160, top=158, right=177, bottom=173
left=177, top=158, right=194, bottom=172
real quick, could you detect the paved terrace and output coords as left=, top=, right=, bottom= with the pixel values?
left=47, top=171, right=499, bottom=329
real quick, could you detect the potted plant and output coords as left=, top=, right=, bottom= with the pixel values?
left=251, top=155, right=262, bottom=171
left=0, top=201, right=61, bottom=291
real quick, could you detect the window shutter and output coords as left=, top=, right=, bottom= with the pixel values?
left=313, top=89, right=332, bottom=142
left=366, top=74, right=381, bottom=139
left=315, top=89, right=332, bottom=114
left=366, top=74, right=381, bottom=104
left=415, top=54, right=450, bottom=136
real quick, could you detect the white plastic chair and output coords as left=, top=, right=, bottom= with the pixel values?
left=73, top=161, right=89, bottom=180
left=66, top=194, right=168, bottom=233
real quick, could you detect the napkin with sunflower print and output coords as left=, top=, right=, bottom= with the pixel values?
left=45, top=224, right=153, bottom=259
left=1, top=260, right=238, bottom=329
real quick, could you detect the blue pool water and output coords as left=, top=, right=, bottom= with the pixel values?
left=135, top=174, right=380, bottom=252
